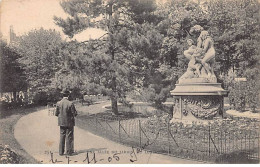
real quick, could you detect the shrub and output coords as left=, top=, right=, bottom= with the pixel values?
left=245, top=68, right=260, bottom=113
left=228, top=82, right=246, bottom=112
left=32, top=92, right=48, bottom=106
left=0, top=145, right=20, bottom=164
left=228, top=76, right=259, bottom=112
left=221, top=67, right=259, bottom=112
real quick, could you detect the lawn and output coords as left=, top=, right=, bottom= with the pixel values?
left=0, top=106, right=44, bottom=164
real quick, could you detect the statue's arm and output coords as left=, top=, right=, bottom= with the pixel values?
left=184, top=49, right=192, bottom=55
left=197, top=36, right=203, bottom=48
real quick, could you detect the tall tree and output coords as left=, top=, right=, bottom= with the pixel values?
left=0, top=39, right=27, bottom=99
left=52, top=41, right=92, bottom=95
left=15, top=28, right=64, bottom=95
left=207, top=0, right=260, bottom=76
left=54, top=0, right=159, bottom=114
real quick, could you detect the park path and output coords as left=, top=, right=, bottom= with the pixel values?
left=226, top=109, right=260, bottom=119
left=14, top=102, right=200, bottom=164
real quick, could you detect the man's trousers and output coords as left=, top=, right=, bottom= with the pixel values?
left=59, top=126, right=74, bottom=155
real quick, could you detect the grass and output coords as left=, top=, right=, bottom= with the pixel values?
left=0, top=106, right=44, bottom=164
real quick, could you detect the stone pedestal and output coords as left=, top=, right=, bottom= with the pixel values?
left=170, top=83, right=228, bottom=123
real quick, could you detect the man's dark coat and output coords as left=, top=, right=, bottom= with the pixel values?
left=55, top=98, right=77, bottom=127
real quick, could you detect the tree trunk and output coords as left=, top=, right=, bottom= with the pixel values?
left=111, top=73, right=118, bottom=115
left=108, top=2, right=118, bottom=115
left=111, top=93, right=118, bottom=115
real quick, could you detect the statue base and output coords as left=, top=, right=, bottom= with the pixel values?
left=170, top=83, right=228, bottom=123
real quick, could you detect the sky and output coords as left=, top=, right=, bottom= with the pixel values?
left=0, top=0, right=217, bottom=42
left=0, top=0, right=106, bottom=42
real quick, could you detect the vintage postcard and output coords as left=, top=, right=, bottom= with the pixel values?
left=0, top=0, right=259, bottom=165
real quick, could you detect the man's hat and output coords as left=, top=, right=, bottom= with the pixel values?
left=61, top=89, right=70, bottom=96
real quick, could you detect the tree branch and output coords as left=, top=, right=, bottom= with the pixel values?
left=80, top=32, right=109, bottom=44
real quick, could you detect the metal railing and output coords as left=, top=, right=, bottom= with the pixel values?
left=76, top=114, right=259, bottom=163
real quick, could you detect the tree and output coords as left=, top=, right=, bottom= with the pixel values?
left=131, top=0, right=209, bottom=107
left=207, top=0, right=260, bottom=76
left=54, top=0, right=160, bottom=114
left=202, top=0, right=260, bottom=111
left=51, top=40, right=92, bottom=97
left=0, top=39, right=27, bottom=99
left=15, top=28, right=64, bottom=97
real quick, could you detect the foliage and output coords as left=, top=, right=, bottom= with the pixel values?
left=158, top=0, right=260, bottom=110
left=32, top=92, right=49, bottom=106
left=0, top=39, right=27, bottom=93
left=144, top=115, right=259, bottom=146
left=228, top=81, right=247, bottom=112
left=0, top=145, right=20, bottom=164
left=130, top=86, right=156, bottom=102
left=15, top=28, right=64, bottom=95
left=52, top=0, right=260, bottom=110
left=79, top=110, right=259, bottom=163
left=244, top=68, right=260, bottom=112
left=51, top=41, right=91, bottom=93
left=2, top=0, right=258, bottom=110
left=141, top=0, right=211, bottom=106
left=54, top=0, right=163, bottom=114
left=207, top=0, right=260, bottom=76
left=228, top=67, right=260, bottom=112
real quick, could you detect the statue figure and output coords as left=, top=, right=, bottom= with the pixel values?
left=183, top=39, right=203, bottom=76
left=189, top=25, right=204, bottom=48
left=179, top=27, right=217, bottom=83
left=196, top=31, right=216, bottom=77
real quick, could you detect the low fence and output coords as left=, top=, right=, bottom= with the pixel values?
left=76, top=114, right=260, bottom=163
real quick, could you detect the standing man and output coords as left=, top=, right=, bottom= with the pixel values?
left=55, top=90, right=77, bottom=156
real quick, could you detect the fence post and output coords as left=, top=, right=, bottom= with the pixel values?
left=95, top=114, right=97, bottom=132
left=119, top=117, right=121, bottom=143
left=193, top=125, right=195, bottom=159
left=257, top=132, right=260, bottom=160
left=203, top=126, right=205, bottom=161
left=139, top=120, right=142, bottom=148
left=245, top=133, right=247, bottom=153
left=220, top=130, right=222, bottom=155
left=208, top=123, right=211, bottom=157
left=105, top=116, right=107, bottom=138
left=248, top=131, right=251, bottom=159
left=232, top=131, right=234, bottom=154
left=240, top=132, right=242, bottom=153
left=167, top=121, right=170, bottom=155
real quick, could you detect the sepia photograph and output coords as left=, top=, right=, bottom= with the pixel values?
left=0, top=0, right=259, bottom=164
